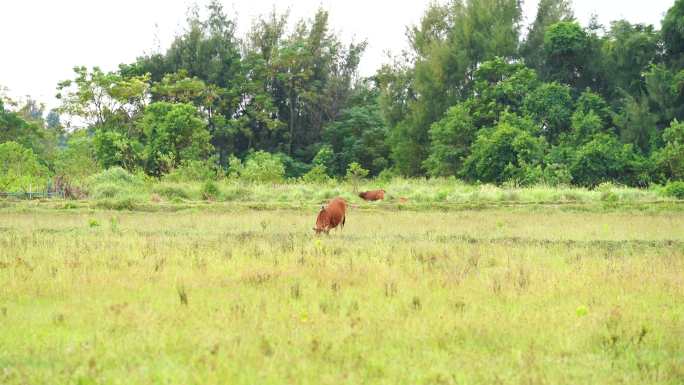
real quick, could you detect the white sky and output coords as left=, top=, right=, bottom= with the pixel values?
left=0, top=0, right=675, bottom=111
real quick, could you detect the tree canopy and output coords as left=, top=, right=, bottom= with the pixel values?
left=2, top=0, right=684, bottom=188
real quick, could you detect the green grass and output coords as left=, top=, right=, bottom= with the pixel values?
left=72, top=174, right=678, bottom=209
left=1, top=206, right=683, bottom=384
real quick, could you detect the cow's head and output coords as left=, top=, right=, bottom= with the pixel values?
left=313, top=206, right=330, bottom=234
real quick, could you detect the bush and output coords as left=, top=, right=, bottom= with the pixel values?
left=302, top=165, right=331, bottom=184
left=88, top=167, right=143, bottom=188
left=91, top=182, right=127, bottom=199
left=570, top=134, right=650, bottom=187
left=653, top=120, right=684, bottom=181
left=276, top=153, right=310, bottom=178
left=93, top=196, right=138, bottom=210
left=346, top=162, right=369, bottom=192
left=164, top=159, right=220, bottom=182
left=233, top=151, right=285, bottom=183
left=201, top=180, right=220, bottom=201
left=53, top=131, right=101, bottom=184
left=152, top=183, right=191, bottom=200
left=664, top=181, right=684, bottom=199
left=461, top=115, right=546, bottom=185
left=377, top=168, right=398, bottom=183
left=0, top=141, right=49, bottom=192
left=87, top=167, right=144, bottom=199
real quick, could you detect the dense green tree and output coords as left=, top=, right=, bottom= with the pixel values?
left=469, top=58, right=540, bottom=126
left=322, top=100, right=389, bottom=176
left=602, top=21, right=661, bottom=99
left=653, top=120, right=684, bottom=180
left=53, top=130, right=100, bottom=183
left=662, top=0, right=684, bottom=66
left=423, top=103, right=476, bottom=177
left=461, top=114, right=546, bottom=184
left=0, top=141, right=49, bottom=192
left=521, top=0, right=574, bottom=71
left=570, top=133, right=649, bottom=187
left=138, top=102, right=213, bottom=176
left=542, top=22, right=589, bottom=86
left=388, top=0, right=523, bottom=175
left=522, top=82, right=574, bottom=144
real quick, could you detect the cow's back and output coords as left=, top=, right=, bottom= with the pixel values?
left=326, top=198, right=347, bottom=228
left=359, top=190, right=385, bottom=201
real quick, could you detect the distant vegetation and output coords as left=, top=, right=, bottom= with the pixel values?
left=2, top=0, right=684, bottom=192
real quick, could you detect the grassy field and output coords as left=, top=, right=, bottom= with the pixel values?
left=1, top=204, right=683, bottom=384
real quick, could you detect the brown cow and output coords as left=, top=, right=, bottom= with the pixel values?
left=358, top=189, right=385, bottom=201
left=313, top=197, right=347, bottom=234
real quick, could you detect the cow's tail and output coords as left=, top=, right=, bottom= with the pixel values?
left=341, top=215, right=346, bottom=229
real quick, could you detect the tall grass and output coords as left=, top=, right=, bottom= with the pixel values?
left=0, top=208, right=682, bottom=384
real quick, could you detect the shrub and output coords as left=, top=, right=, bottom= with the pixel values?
left=664, top=181, right=684, bottom=199
left=152, top=184, right=191, bottom=200
left=302, top=165, right=331, bottom=184
left=87, top=167, right=144, bottom=199
left=276, top=153, right=310, bottom=178
left=94, top=196, right=138, bottom=210
left=88, top=167, right=143, bottom=188
left=0, top=141, right=49, bottom=192
left=461, top=115, right=546, bottom=184
left=164, top=159, right=220, bottom=182
left=377, top=168, right=398, bottom=183
left=570, top=134, right=650, bottom=187
left=91, top=183, right=126, bottom=199
left=53, top=131, right=101, bottom=184
left=237, top=151, right=285, bottom=183
left=201, top=180, right=220, bottom=201
left=346, top=162, right=369, bottom=192
left=653, top=120, right=684, bottom=181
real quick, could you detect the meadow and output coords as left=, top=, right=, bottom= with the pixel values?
left=1, top=199, right=683, bottom=384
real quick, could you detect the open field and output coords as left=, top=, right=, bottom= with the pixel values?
left=1, top=205, right=683, bottom=384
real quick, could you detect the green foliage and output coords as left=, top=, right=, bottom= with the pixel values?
left=54, top=130, right=101, bottom=184
left=346, top=162, right=369, bottom=191
left=614, top=95, right=659, bottom=154
left=424, top=104, right=476, bottom=177
left=569, top=110, right=604, bottom=144
left=523, top=82, right=573, bottom=144
left=87, top=167, right=144, bottom=199
left=603, top=21, right=660, bottom=98
left=462, top=115, right=546, bottom=185
left=139, top=102, right=213, bottom=176
left=663, top=181, right=684, bottom=199
left=301, top=165, right=331, bottom=184
left=570, top=134, right=649, bottom=187
left=662, top=0, right=684, bottom=65
left=0, top=142, right=49, bottom=192
left=164, top=159, right=220, bottom=182
left=543, top=21, right=589, bottom=86
left=200, top=180, right=220, bottom=200
left=152, top=183, right=191, bottom=200
left=653, top=120, right=684, bottom=180
left=88, top=167, right=143, bottom=188
left=8, top=0, right=684, bottom=189
left=238, top=151, right=285, bottom=183
left=275, top=153, right=310, bottom=179
left=323, top=103, right=389, bottom=176
left=521, top=0, right=574, bottom=71
left=388, top=0, right=523, bottom=176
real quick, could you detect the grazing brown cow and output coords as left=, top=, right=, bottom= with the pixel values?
left=358, top=189, right=385, bottom=201
left=314, top=197, right=347, bottom=234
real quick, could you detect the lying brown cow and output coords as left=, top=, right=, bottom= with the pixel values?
left=358, top=189, right=385, bottom=201
left=314, top=197, right=347, bottom=234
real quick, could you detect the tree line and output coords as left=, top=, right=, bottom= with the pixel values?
left=2, top=0, right=684, bottom=191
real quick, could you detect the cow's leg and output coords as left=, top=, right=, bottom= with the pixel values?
left=341, top=215, right=346, bottom=229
